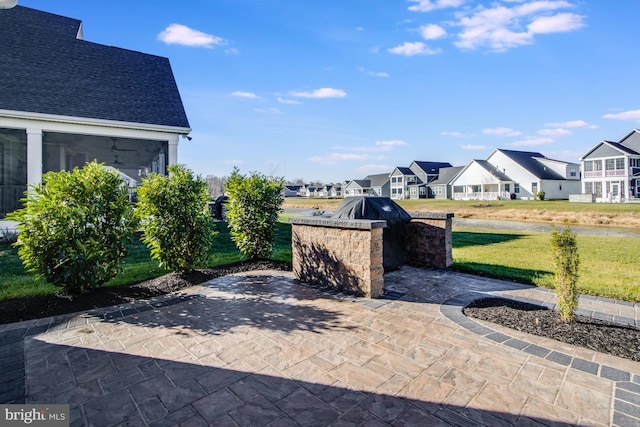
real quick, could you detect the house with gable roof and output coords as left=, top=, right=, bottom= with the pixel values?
left=427, top=166, right=464, bottom=199
left=342, top=173, right=389, bottom=198
left=0, top=5, right=190, bottom=216
left=389, top=161, right=452, bottom=199
left=579, top=129, right=640, bottom=202
left=450, top=149, right=580, bottom=200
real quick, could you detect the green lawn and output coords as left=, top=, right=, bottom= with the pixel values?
left=0, top=221, right=292, bottom=302
left=452, top=227, right=640, bottom=302
left=1, top=219, right=637, bottom=303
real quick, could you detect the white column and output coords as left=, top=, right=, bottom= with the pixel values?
left=26, top=128, right=43, bottom=186
left=168, top=136, right=179, bottom=166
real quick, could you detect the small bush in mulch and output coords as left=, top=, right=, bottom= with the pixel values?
left=464, top=297, right=640, bottom=362
left=0, top=260, right=291, bottom=325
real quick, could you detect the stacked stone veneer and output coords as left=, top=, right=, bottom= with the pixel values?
left=290, top=212, right=454, bottom=298
left=405, top=212, right=454, bottom=269
left=290, top=217, right=385, bottom=298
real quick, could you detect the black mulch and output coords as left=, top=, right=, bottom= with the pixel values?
left=463, top=297, right=640, bottom=362
left=0, top=260, right=291, bottom=325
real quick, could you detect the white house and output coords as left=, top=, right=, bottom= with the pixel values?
left=0, top=6, right=190, bottom=216
left=451, top=149, right=581, bottom=200
left=580, top=129, right=640, bottom=202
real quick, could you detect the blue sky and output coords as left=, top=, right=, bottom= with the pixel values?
left=19, top=0, right=640, bottom=183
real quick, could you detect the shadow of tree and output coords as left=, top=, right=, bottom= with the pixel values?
left=22, top=340, right=574, bottom=426
left=453, top=231, right=525, bottom=248
left=104, top=274, right=357, bottom=336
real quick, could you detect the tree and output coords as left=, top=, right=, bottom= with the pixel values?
left=225, top=168, right=284, bottom=260
left=136, top=165, right=216, bottom=271
left=551, top=225, right=580, bottom=321
left=7, top=162, right=138, bottom=294
left=205, top=175, right=228, bottom=199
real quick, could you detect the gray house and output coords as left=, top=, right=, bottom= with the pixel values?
left=427, top=166, right=464, bottom=199
left=0, top=6, right=190, bottom=216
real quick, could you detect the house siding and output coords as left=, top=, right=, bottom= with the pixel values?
left=584, top=144, right=623, bottom=159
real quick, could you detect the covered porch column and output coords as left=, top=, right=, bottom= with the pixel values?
left=26, top=127, right=42, bottom=186
left=168, top=135, right=179, bottom=166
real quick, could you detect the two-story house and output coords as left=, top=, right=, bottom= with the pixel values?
left=580, top=129, right=640, bottom=202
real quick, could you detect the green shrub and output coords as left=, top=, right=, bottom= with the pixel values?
left=225, top=168, right=284, bottom=260
left=535, top=191, right=546, bottom=201
left=551, top=225, right=580, bottom=321
left=7, top=161, right=137, bottom=294
left=136, top=165, right=216, bottom=271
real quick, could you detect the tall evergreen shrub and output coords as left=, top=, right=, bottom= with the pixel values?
left=136, top=165, right=216, bottom=271
left=551, top=225, right=580, bottom=321
left=7, top=161, right=138, bottom=294
left=225, top=168, right=284, bottom=260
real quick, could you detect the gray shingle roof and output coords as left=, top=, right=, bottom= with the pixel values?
left=428, top=166, right=464, bottom=185
left=365, top=173, right=390, bottom=187
left=474, top=160, right=513, bottom=181
left=412, top=161, right=453, bottom=174
left=496, top=149, right=565, bottom=180
left=0, top=6, right=189, bottom=129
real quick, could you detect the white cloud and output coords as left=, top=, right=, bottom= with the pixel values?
left=462, top=144, right=488, bottom=150
left=333, top=140, right=408, bottom=153
left=538, top=128, right=572, bottom=137
left=602, top=110, right=640, bottom=121
left=225, top=48, right=239, bottom=55
left=290, top=88, right=346, bottom=98
left=223, top=159, right=244, bottom=165
left=231, top=91, right=259, bottom=99
left=357, top=164, right=394, bottom=174
left=309, top=153, right=370, bottom=164
left=356, top=26, right=365, bottom=31
left=453, top=2, right=585, bottom=52
left=408, top=0, right=466, bottom=13
left=544, top=120, right=597, bottom=129
left=388, top=41, right=440, bottom=56
left=483, top=127, right=522, bottom=137
left=358, top=67, right=389, bottom=77
left=528, top=13, right=585, bottom=34
left=277, top=97, right=302, bottom=105
left=253, top=108, right=282, bottom=114
left=420, top=24, right=447, bottom=40
left=511, top=137, right=554, bottom=147
left=376, top=140, right=408, bottom=148
left=158, top=24, right=225, bottom=48
left=441, top=131, right=475, bottom=138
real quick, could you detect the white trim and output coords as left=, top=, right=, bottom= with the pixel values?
left=0, top=109, right=191, bottom=135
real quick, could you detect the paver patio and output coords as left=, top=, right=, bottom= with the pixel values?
left=1, top=267, right=639, bottom=426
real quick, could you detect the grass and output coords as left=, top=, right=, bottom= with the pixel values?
left=0, top=221, right=292, bottom=302
left=452, top=227, right=640, bottom=302
left=1, top=218, right=637, bottom=303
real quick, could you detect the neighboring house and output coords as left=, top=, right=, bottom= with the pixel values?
left=389, top=167, right=418, bottom=199
left=366, top=173, right=390, bottom=197
left=328, top=185, right=342, bottom=197
left=450, top=149, right=581, bottom=200
left=303, top=185, right=318, bottom=198
left=342, top=179, right=371, bottom=197
left=580, top=129, right=640, bottom=202
left=409, top=161, right=453, bottom=198
left=0, top=6, right=190, bottom=216
left=282, top=185, right=302, bottom=197
left=450, top=160, right=514, bottom=200
left=427, top=166, right=464, bottom=199
left=487, top=149, right=581, bottom=200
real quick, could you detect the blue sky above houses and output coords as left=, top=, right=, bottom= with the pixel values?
left=19, top=0, right=640, bottom=183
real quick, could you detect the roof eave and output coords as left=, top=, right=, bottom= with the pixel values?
left=0, top=109, right=192, bottom=135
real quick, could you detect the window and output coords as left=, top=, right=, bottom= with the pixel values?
left=419, top=187, right=426, bottom=196
left=559, top=184, right=562, bottom=190
left=504, top=183, right=510, bottom=192
left=584, top=161, right=593, bottom=172
left=453, top=185, right=464, bottom=193
left=532, top=183, right=538, bottom=194
left=584, top=182, right=593, bottom=194
left=616, top=158, right=625, bottom=170
left=471, top=185, right=481, bottom=193
left=594, top=160, right=603, bottom=171
left=570, top=168, right=577, bottom=177
left=514, top=183, right=520, bottom=193
left=595, top=182, right=602, bottom=198
left=606, top=159, right=615, bottom=170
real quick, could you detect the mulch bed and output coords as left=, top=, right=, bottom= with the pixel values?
left=464, top=297, right=640, bottom=362
left=0, top=260, right=291, bottom=325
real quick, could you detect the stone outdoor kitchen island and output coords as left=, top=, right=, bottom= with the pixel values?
left=290, top=210, right=454, bottom=298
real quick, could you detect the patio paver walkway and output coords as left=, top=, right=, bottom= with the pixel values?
left=1, top=267, right=638, bottom=426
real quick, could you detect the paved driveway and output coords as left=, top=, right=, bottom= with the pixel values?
left=1, top=268, right=638, bottom=426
